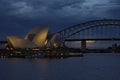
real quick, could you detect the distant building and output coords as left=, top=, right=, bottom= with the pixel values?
left=7, top=27, right=59, bottom=49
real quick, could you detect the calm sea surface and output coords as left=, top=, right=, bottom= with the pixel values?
left=0, top=53, right=120, bottom=80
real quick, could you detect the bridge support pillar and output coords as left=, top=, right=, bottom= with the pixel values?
left=81, top=40, right=86, bottom=52
left=112, top=43, right=117, bottom=53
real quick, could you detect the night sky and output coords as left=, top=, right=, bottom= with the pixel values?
left=0, top=0, right=120, bottom=40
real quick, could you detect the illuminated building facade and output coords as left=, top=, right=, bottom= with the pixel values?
left=7, top=27, right=58, bottom=49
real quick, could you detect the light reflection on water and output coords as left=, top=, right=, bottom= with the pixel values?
left=0, top=53, right=120, bottom=80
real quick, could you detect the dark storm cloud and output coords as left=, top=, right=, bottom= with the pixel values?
left=0, top=0, right=85, bottom=38
left=110, top=0, right=120, bottom=4
left=104, top=0, right=120, bottom=18
left=6, top=0, right=85, bottom=19
left=0, top=0, right=120, bottom=40
left=106, top=5, right=120, bottom=18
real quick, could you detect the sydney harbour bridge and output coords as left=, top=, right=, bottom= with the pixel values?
left=56, top=19, right=120, bottom=52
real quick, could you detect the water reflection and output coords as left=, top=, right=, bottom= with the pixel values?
left=0, top=53, right=120, bottom=80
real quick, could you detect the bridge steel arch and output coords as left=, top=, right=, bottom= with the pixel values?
left=57, top=19, right=120, bottom=42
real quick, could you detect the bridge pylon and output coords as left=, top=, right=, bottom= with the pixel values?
left=81, top=40, right=86, bottom=52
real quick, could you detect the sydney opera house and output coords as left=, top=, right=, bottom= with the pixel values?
left=7, top=27, right=59, bottom=49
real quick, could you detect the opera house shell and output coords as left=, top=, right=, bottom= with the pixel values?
left=7, top=36, right=37, bottom=48
left=7, top=27, right=58, bottom=49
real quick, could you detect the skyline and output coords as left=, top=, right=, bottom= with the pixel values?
left=0, top=0, right=120, bottom=40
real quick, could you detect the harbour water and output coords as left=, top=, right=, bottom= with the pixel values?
left=0, top=53, right=120, bottom=80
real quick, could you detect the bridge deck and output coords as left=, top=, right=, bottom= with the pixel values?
left=0, top=41, right=7, bottom=44
left=65, top=38, right=120, bottom=41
